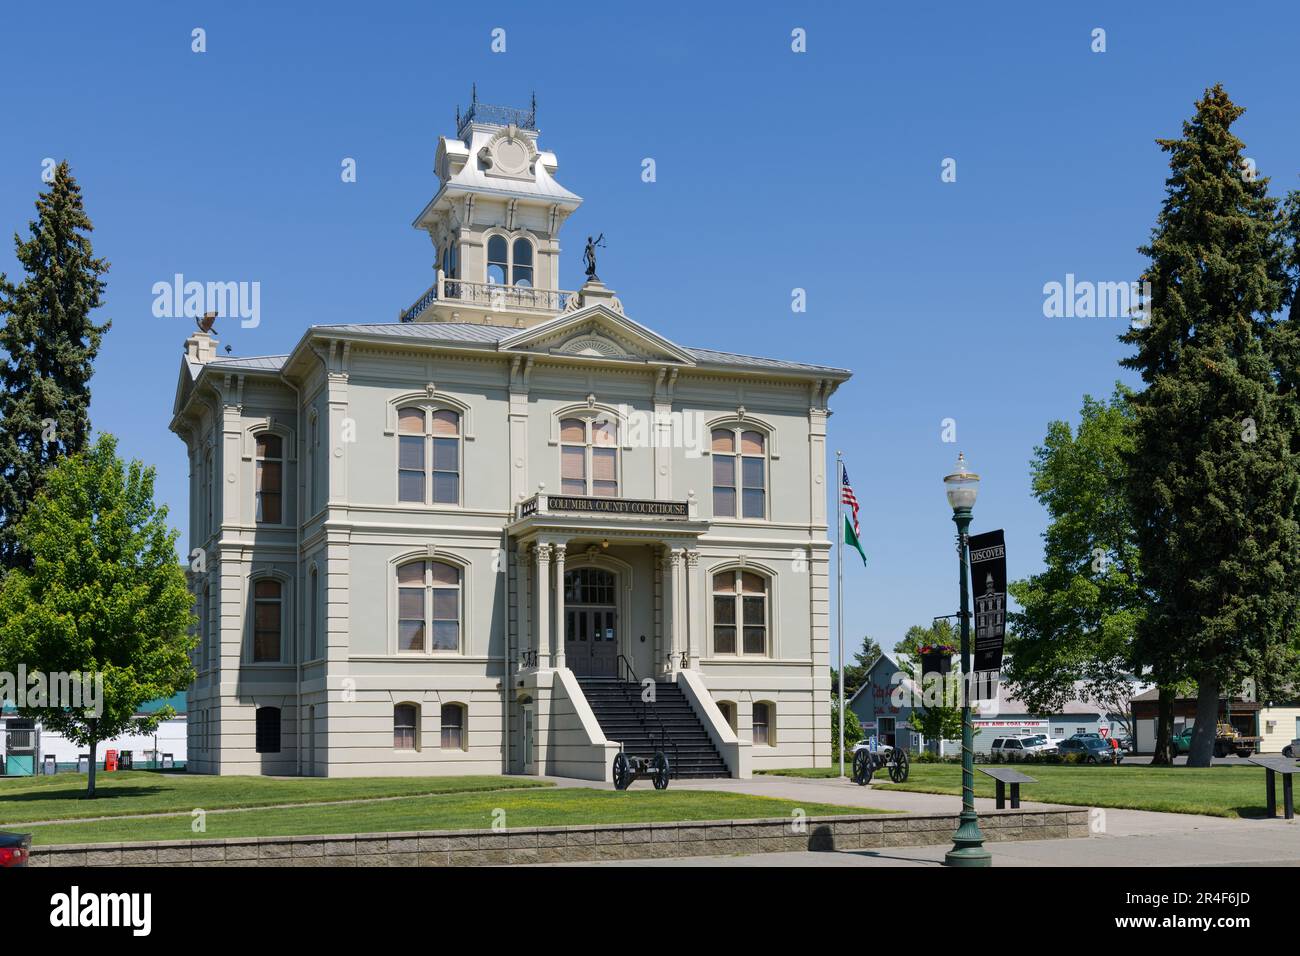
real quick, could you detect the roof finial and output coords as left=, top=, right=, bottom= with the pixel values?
left=472, top=82, right=477, bottom=105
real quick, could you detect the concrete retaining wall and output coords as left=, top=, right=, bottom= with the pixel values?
left=30, top=807, right=1089, bottom=866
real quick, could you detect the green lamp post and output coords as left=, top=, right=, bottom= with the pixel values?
left=943, top=453, right=991, bottom=868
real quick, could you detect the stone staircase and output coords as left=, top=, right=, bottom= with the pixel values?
left=575, top=676, right=731, bottom=780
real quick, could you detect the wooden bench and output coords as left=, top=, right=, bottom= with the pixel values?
left=1247, top=756, right=1298, bottom=820
left=978, top=766, right=1037, bottom=809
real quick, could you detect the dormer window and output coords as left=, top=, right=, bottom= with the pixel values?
left=485, top=234, right=536, bottom=287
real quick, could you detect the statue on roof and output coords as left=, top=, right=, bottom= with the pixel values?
left=583, top=233, right=605, bottom=278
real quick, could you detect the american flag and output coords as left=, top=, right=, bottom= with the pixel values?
left=841, top=466, right=860, bottom=535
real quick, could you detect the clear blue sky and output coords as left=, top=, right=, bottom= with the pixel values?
left=3, top=1, right=1299, bottom=662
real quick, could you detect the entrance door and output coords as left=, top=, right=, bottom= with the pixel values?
left=564, top=568, right=618, bottom=677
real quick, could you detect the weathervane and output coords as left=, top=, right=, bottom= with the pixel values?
left=583, top=233, right=605, bottom=279
left=196, top=311, right=217, bottom=333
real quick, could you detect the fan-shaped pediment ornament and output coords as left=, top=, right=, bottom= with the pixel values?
left=559, top=335, right=628, bottom=358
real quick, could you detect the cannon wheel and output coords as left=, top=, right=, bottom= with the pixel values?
left=612, top=752, right=632, bottom=791
left=852, top=748, right=873, bottom=786
left=651, top=751, right=671, bottom=790
left=889, top=748, right=910, bottom=783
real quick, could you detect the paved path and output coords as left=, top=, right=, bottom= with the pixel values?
left=536, top=772, right=1300, bottom=866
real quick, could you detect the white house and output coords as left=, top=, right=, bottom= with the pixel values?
left=169, top=94, right=851, bottom=780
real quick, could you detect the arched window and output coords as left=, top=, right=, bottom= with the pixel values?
left=255, top=433, right=283, bottom=524
left=712, top=569, right=768, bottom=656
left=487, top=235, right=509, bottom=284
left=394, top=703, right=420, bottom=750
left=397, top=560, right=462, bottom=653
left=397, top=407, right=461, bottom=505
left=255, top=706, right=281, bottom=753
left=753, top=701, right=774, bottom=746
left=560, top=416, right=619, bottom=497
left=441, top=242, right=459, bottom=280
left=512, top=238, right=534, bottom=287
left=441, top=703, right=466, bottom=750
left=252, top=579, right=283, bottom=662
left=716, top=700, right=737, bottom=732
left=711, top=427, right=767, bottom=519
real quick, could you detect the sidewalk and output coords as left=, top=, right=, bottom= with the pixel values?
left=537, top=772, right=1300, bottom=867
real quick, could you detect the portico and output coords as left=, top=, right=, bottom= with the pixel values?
left=507, top=491, right=711, bottom=683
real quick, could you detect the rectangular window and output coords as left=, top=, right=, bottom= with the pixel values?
left=255, top=434, right=283, bottom=524
left=398, top=407, right=425, bottom=503
left=252, top=579, right=282, bottom=662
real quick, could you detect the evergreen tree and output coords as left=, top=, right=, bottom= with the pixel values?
left=0, top=435, right=194, bottom=797
left=0, top=161, right=110, bottom=571
left=1120, top=85, right=1300, bottom=768
left=830, top=634, right=883, bottom=701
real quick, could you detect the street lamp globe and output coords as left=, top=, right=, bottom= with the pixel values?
left=944, top=453, right=980, bottom=512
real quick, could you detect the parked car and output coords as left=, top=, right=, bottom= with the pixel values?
left=1283, top=739, right=1298, bottom=758
left=0, top=831, right=31, bottom=868
left=990, top=736, right=1057, bottom=760
left=1028, top=734, right=1057, bottom=753
left=1057, top=737, right=1122, bottom=764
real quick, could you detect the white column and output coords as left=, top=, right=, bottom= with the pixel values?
left=663, top=547, right=683, bottom=674
left=535, top=543, right=552, bottom=669
left=515, top=541, right=530, bottom=669
left=686, top=549, right=702, bottom=668
left=553, top=542, right=567, bottom=670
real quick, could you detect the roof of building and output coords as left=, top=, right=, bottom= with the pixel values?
left=189, top=321, right=852, bottom=379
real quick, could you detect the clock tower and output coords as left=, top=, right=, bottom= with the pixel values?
left=402, top=89, right=584, bottom=327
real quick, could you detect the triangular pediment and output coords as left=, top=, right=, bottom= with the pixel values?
left=498, top=303, right=695, bottom=365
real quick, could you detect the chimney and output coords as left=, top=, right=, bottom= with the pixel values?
left=185, top=313, right=220, bottom=364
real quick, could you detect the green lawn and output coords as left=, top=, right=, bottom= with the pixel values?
left=0, top=770, right=549, bottom=825
left=762, top=763, right=1275, bottom=818
left=22, top=787, right=872, bottom=846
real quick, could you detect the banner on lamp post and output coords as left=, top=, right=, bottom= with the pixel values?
left=967, top=529, right=1006, bottom=701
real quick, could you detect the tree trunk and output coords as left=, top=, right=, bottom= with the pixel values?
left=87, top=738, right=98, bottom=798
left=1187, top=673, right=1220, bottom=768
left=1150, top=686, right=1175, bottom=765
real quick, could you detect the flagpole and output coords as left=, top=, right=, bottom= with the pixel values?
left=836, top=450, right=845, bottom=778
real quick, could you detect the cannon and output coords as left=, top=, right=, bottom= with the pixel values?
left=850, top=741, right=909, bottom=785
left=612, top=751, right=671, bottom=791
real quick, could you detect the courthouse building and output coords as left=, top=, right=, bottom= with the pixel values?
left=169, top=95, right=851, bottom=779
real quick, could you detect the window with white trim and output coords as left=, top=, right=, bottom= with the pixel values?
left=397, top=406, right=461, bottom=505
left=560, top=416, right=618, bottom=497
left=255, top=433, right=283, bottom=524
left=753, top=701, right=774, bottom=746
left=394, top=703, right=420, bottom=750
left=485, top=234, right=535, bottom=287
left=441, top=703, right=466, bottom=750
left=712, top=570, right=768, bottom=656
left=711, top=427, right=767, bottom=518
left=252, top=578, right=283, bottom=662
left=397, top=560, right=461, bottom=653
